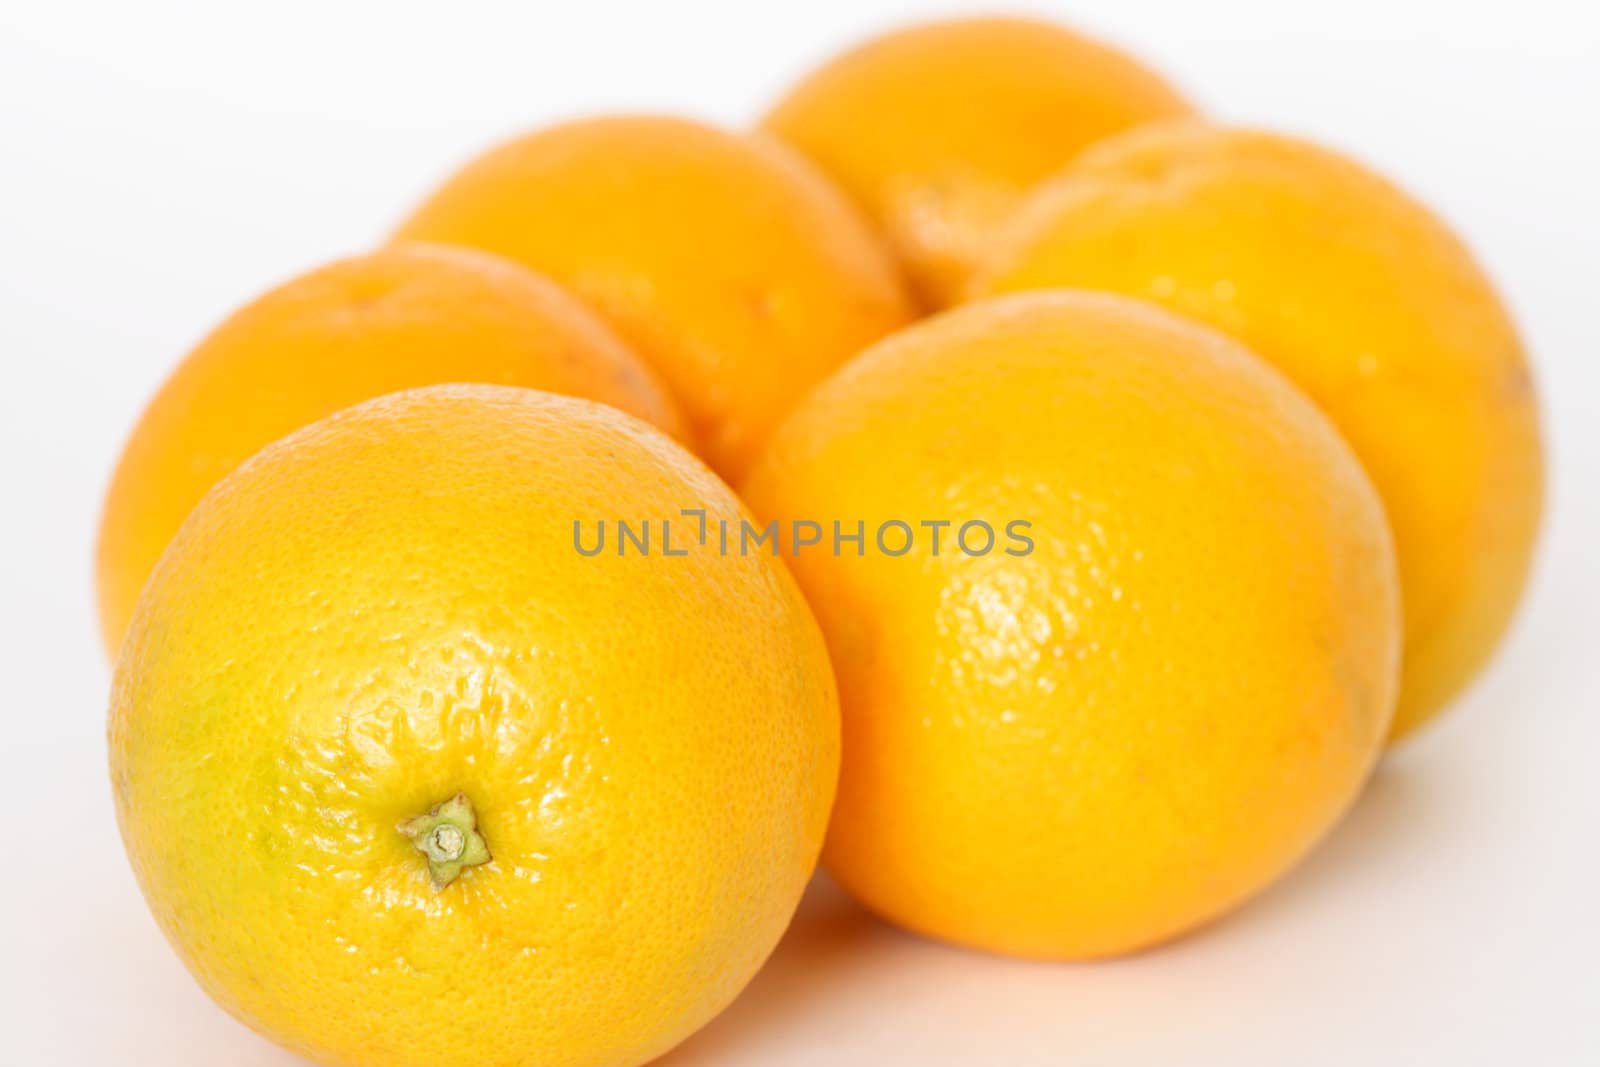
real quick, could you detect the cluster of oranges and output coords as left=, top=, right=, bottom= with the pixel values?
left=101, top=16, right=1542, bottom=1067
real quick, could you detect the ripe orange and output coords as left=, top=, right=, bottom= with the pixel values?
left=111, top=385, right=839, bottom=1067
left=96, top=242, right=684, bottom=656
left=761, top=15, right=1194, bottom=307
left=741, top=292, right=1400, bottom=958
left=394, top=114, right=915, bottom=480
left=974, top=122, right=1544, bottom=739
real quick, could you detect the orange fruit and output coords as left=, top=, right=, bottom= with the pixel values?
left=96, top=242, right=684, bottom=656
left=974, top=122, right=1544, bottom=739
left=741, top=292, right=1400, bottom=958
left=393, top=114, right=915, bottom=480
left=761, top=15, right=1193, bottom=307
left=111, top=384, right=839, bottom=1067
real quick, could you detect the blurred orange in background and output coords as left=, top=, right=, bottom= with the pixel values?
left=763, top=15, right=1194, bottom=307
left=96, top=242, right=684, bottom=655
left=396, top=114, right=916, bottom=481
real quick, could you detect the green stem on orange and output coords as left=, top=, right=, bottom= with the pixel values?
left=398, top=792, right=491, bottom=889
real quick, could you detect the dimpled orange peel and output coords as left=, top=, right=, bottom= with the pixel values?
left=974, top=122, right=1544, bottom=740
left=96, top=242, right=685, bottom=656
left=394, top=114, right=916, bottom=481
left=761, top=15, right=1194, bottom=307
left=110, top=385, right=840, bottom=1067
left=740, top=291, right=1401, bottom=959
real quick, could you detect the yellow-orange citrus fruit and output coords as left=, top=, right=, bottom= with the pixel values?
left=974, top=123, right=1544, bottom=739
left=96, top=242, right=685, bottom=656
left=394, top=114, right=915, bottom=480
left=110, top=384, right=839, bottom=1067
left=741, top=292, right=1400, bottom=959
left=761, top=15, right=1193, bottom=307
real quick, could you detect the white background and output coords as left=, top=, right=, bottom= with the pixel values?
left=2, top=1, right=1597, bottom=1064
